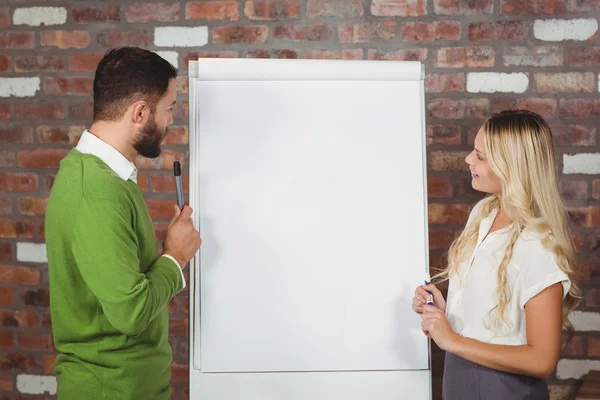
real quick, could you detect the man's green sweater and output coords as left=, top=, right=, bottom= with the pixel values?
left=45, top=149, right=184, bottom=400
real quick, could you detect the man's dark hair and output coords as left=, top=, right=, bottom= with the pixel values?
left=93, top=47, right=178, bottom=122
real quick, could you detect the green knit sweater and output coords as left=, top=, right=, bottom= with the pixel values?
left=45, top=149, right=184, bottom=400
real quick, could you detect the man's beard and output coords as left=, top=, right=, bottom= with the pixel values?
left=133, top=117, right=166, bottom=159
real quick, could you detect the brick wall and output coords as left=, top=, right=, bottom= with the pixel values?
left=1, top=1, right=599, bottom=399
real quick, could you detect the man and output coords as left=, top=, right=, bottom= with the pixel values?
left=45, top=47, right=201, bottom=399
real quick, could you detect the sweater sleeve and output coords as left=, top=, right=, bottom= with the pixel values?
left=72, top=196, right=184, bottom=336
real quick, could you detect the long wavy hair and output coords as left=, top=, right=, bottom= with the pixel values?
left=433, top=110, right=580, bottom=335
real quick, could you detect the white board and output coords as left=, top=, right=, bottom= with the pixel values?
left=189, top=58, right=431, bottom=399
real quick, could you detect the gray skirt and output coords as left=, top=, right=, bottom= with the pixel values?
left=443, top=352, right=549, bottom=400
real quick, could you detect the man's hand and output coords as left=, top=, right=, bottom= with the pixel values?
left=163, top=205, right=202, bottom=269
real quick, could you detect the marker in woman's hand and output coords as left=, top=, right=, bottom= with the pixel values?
left=424, top=273, right=434, bottom=306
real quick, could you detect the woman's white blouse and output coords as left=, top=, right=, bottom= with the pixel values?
left=445, top=200, right=571, bottom=345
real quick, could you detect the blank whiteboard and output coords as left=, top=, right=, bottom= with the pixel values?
left=189, top=58, right=431, bottom=399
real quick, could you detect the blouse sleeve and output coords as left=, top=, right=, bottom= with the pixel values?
left=519, top=250, right=571, bottom=309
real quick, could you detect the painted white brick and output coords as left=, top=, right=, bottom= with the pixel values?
left=17, top=243, right=47, bottom=263
left=13, top=7, right=67, bottom=26
left=534, top=18, right=598, bottom=41
left=557, top=359, right=600, bottom=380
left=16, top=375, right=57, bottom=395
left=570, top=311, right=600, bottom=331
left=154, top=27, right=208, bottom=47
left=467, top=72, right=529, bottom=94
left=156, top=51, right=179, bottom=69
left=0, top=77, right=40, bottom=98
left=563, top=153, right=600, bottom=174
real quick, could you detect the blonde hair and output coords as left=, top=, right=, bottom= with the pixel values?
left=433, top=110, right=580, bottom=335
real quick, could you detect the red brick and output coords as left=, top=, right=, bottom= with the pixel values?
left=339, top=21, right=397, bottom=43
left=0, top=103, right=9, bottom=119
left=188, top=1, right=239, bottom=20
left=37, top=125, right=83, bottom=145
left=434, top=0, right=493, bottom=14
left=96, top=30, right=150, bottom=47
left=0, top=221, right=35, bottom=238
left=568, top=0, right=600, bottom=10
left=213, top=26, right=269, bottom=44
left=492, top=98, right=557, bottom=119
left=152, top=175, right=190, bottom=193
left=126, top=2, right=180, bottom=22
left=14, top=55, right=64, bottom=72
left=428, top=98, right=489, bottom=119
left=14, top=103, right=65, bottom=120
left=427, top=125, right=462, bottom=146
left=246, top=49, right=298, bottom=59
left=183, top=51, right=238, bottom=66
left=163, top=126, right=188, bottom=145
left=172, top=100, right=189, bottom=120
left=168, top=297, right=178, bottom=313
left=560, top=180, right=588, bottom=200
left=504, top=46, right=563, bottom=67
left=535, top=72, right=595, bottom=93
left=0, top=7, right=9, bottom=26
left=430, top=151, right=470, bottom=171
left=136, top=150, right=185, bottom=170
left=0, top=199, right=11, bottom=215
left=309, top=0, right=364, bottom=17
left=137, top=174, right=148, bottom=192
left=146, top=200, right=177, bottom=219
left=567, top=207, right=593, bottom=227
left=429, top=204, right=470, bottom=225
left=44, top=354, right=56, bottom=374
left=561, top=334, right=584, bottom=357
left=429, top=229, right=453, bottom=249
left=72, top=6, right=120, bottom=22
left=18, top=197, right=48, bottom=216
left=41, top=30, right=90, bottom=49
left=169, top=318, right=189, bottom=335
left=0, top=265, right=39, bottom=284
left=371, top=0, right=426, bottom=16
left=552, top=125, right=596, bottom=146
left=171, top=363, right=188, bottom=382
left=0, top=310, right=40, bottom=328
left=0, top=32, right=34, bottom=49
left=245, top=1, right=299, bottom=20
left=18, top=149, right=68, bottom=168
left=403, top=21, right=460, bottom=41
left=468, top=21, right=529, bottom=41
left=274, top=24, right=333, bottom=41
left=0, top=352, right=40, bottom=371
left=588, top=336, right=600, bottom=357
left=560, top=99, right=600, bottom=119
left=304, top=49, right=363, bottom=60
left=37, top=220, right=45, bottom=240
left=593, top=180, right=600, bottom=200
left=69, top=102, right=93, bottom=120
left=435, top=46, right=495, bottom=68
left=43, top=174, right=56, bottom=192
left=0, top=173, right=38, bottom=192
left=0, top=332, right=13, bottom=349
left=43, top=77, right=93, bottom=96
left=501, top=0, right=566, bottom=14
left=428, top=177, right=453, bottom=198
left=425, top=73, right=465, bottom=93
left=0, top=55, right=8, bottom=72
left=0, top=243, right=13, bottom=262
left=0, top=127, right=33, bottom=144
left=22, top=289, right=49, bottom=307
left=567, top=47, right=600, bottom=67
left=0, top=373, right=12, bottom=390
left=68, top=53, right=104, bottom=72
left=18, top=333, right=54, bottom=351
left=42, top=313, right=51, bottom=329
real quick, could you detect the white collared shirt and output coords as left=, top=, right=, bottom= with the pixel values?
left=445, top=200, right=570, bottom=345
left=76, top=130, right=186, bottom=289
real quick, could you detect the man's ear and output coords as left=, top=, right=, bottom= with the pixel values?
left=130, top=101, right=149, bottom=125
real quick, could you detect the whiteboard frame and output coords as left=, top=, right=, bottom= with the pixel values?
left=188, top=58, right=431, bottom=400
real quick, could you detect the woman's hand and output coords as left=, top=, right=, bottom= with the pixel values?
left=412, top=283, right=446, bottom=314
left=421, top=304, right=459, bottom=352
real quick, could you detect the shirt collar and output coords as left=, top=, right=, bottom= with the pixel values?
left=75, top=130, right=138, bottom=183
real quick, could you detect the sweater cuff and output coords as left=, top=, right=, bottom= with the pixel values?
left=160, top=254, right=186, bottom=290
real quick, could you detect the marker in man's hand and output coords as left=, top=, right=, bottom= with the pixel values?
left=173, top=161, right=184, bottom=211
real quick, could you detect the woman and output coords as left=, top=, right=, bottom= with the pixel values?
left=412, top=110, right=580, bottom=399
